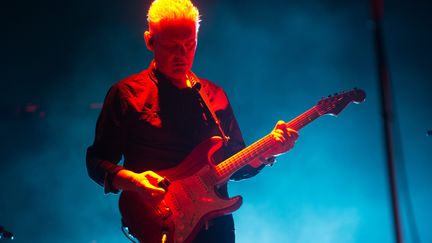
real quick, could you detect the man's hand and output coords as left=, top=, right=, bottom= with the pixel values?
left=113, top=169, right=166, bottom=200
left=250, top=120, right=299, bottom=168
left=267, top=120, right=299, bottom=156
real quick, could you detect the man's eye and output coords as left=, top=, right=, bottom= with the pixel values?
left=163, top=43, right=176, bottom=49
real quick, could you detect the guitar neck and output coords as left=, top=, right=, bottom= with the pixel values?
left=215, top=106, right=321, bottom=179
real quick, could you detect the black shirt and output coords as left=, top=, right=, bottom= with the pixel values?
left=86, top=63, right=263, bottom=194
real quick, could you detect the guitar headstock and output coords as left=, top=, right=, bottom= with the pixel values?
left=316, top=88, right=366, bottom=116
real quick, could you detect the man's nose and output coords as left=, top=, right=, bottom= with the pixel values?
left=175, top=44, right=187, bottom=55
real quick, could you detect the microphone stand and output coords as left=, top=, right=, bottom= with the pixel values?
left=370, top=0, right=403, bottom=242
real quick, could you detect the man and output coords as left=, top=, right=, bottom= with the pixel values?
left=86, top=0, right=298, bottom=242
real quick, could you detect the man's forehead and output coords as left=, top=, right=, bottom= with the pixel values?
left=153, top=21, right=197, bottom=41
left=151, top=19, right=196, bottom=34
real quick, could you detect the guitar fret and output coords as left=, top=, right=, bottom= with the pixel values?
left=216, top=107, right=320, bottom=178
left=288, top=107, right=320, bottom=131
left=215, top=103, right=340, bottom=178
left=216, top=134, right=276, bottom=178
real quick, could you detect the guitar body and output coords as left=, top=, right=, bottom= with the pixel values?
left=118, top=88, right=366, bottom=243
left=119, top=137, right=243, bottom=243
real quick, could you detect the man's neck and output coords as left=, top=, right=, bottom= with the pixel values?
left=169, top=77, right=191, bottom=89
left=152, top=64, right=192, bottom=89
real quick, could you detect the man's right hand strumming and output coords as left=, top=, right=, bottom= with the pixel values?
left=113, top=169, right=166, bottom=201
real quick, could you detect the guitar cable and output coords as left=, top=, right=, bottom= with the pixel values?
left=121, top=220, right=139, bottom=243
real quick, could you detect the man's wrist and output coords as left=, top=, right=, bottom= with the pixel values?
left=259, top=155, right=276, bottom=166
left=111, top=169, right=131, bottom=191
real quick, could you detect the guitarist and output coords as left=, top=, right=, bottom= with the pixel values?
left=86, top=0, right=299, bottom=242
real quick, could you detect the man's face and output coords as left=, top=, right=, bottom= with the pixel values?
left=150, top=20, right=197, bottom=81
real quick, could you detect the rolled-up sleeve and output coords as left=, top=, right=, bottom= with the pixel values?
left=86, top=85, right=126, bottom=193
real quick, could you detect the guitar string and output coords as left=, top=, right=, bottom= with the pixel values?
left=217, top=107, right=318, bottom=177
left=218, top=106, right=319, bottom=173
left=216, top=100, right=341, bottom=177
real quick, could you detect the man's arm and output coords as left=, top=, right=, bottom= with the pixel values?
left=86, top=85, right=126, bottom=193
left=86, top=84, right=167, bottom=198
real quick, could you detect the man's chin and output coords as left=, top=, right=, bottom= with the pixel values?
left=169, top=68, right=189, bottom=79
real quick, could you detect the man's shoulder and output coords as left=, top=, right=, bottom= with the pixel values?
left=111, top=69, right=156, bottom=97
left=198, top=77, right=225, bottom=96
left=197, top=76, right=231, bottom=111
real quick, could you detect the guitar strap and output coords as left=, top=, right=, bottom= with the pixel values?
left=187, top=71, right=230, bottom=145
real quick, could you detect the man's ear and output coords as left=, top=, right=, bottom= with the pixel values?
left=144, top=31, right=154, bottom=51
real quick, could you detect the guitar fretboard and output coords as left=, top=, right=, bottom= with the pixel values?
left=215, top=106, right=321, bottom=179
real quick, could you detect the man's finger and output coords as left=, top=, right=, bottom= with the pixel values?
left=144, top=171, right=166, bottom=184
left=143, top=182, right=166, bottom=194
left=287, top=127, right=298, bottom=134
left=286, top=128, right=299, bottom=139
left=145, top=170, right=164, bottom=179
left=276, top=120, right=286, bottom=126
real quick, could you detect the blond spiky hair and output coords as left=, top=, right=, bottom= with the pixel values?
left=147, top=0, right=201, bottom=31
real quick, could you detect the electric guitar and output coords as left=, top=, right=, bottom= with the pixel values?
left=119, top=88, right=366, bottom=243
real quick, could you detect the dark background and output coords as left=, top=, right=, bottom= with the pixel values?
left=1, top=0, right=431, bottom=242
